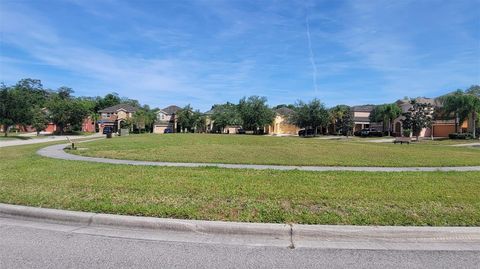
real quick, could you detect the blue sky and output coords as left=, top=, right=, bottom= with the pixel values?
left=1, top=0, right=479, bottom=111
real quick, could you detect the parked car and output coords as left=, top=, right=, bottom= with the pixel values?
left=298, top=129, right=315, bottom=137
left=353, top=129, right=363, bottom=136
left=163, top=128, right=173, bottom=133
left=102, top=126, right=113, bottom=134
left=236, top=128, right=245, bottom=134
left=360, top=128, right=383, bottom=137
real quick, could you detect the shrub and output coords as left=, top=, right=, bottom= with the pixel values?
left=449, top=133, right=473, bottom=139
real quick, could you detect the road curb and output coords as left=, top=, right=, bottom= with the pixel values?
left=0, top=203, right=95, bottom=225
left=2, top=203, right=480, bottom=250
left=0, top=203, right=290, bottom=237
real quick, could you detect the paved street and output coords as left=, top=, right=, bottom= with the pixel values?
left=1, top=216, right=478, bottom=269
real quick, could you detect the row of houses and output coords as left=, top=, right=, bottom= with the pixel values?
left=94, top=96, right=474, bottom=138
left=4, top=97, right=474, bottom=138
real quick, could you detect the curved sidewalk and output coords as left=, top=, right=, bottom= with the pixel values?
left=37, top=143, right=480, bottom=172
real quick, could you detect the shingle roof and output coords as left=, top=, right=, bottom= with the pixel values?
left=162, top=105, right=181, bottom=114
left=275, top=107, right=295, bottom=116
left=351, top=105, right=374, bottom=112
left=396, top=97, right=438, bottom=106
left=98, top=104, right=138, bottom=113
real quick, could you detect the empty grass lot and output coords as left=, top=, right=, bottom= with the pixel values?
left=1, top=142, right=479, bottom=226
left=72, top=134, right=480, bottom=167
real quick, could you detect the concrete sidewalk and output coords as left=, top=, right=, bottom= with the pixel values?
left=0, top=133, right=103, bottom=148
left=37, top=143, right=480, bottom=172
left=1, top=203, right=479, bottom=251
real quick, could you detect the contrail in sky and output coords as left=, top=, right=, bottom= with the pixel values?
left=305, top=15, right=318, bottom=94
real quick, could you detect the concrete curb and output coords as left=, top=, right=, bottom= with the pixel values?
left=37, top=143, right=480, bottom=172
left=0, top=203, right=290, bottom=237
left=2, top=203, right=480, bottom=239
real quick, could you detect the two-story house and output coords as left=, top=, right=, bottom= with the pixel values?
left=153, top=105, right=181, bottom=133
left=392, top=97, right=470, bottom=138
left=98, top=104, right=137, bottom=133
left=266, top=107, right=300, bottom=136
left=351, top=105, right=382, bottom=132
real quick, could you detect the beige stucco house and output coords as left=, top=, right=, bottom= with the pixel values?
left=350, top=105, right=382, bottom=132
left=98, top=104, right=137, bottom=133
left=266, top=107, right=300, bottom=136
left=153, top=105, right=181, bottom=133
left=392, top=97, right=471, bottom=138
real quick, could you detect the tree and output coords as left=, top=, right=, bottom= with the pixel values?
left=463, top=86, right=480, bottom=139
left=46, top=88, right=89, bottom=134
left=132, top=109, right=147, bottom=133
left=193, top=111, right=206, bottom=133
left=438, top=90, right=464, bottom=133
left=369, top=103, right=401, bottom=136
left=31, top=108, right=49, bottom=136
left=329, top=105, right=351, bottom=135
left=0, top=85, right=33, bottom=136
left=237, top=96, right=275, bottom=134
left=291, top=98, right=329, bottom=136
left=176, top=105, right=196, bottom=132
left=438, top=86, right=480, bottom=138
left=401, top=100, right=433, bottom=141
left=273, top=104, right=296, bottom=110
left=210, top=102, right=242, bottom=133
left=95, top=93, right=121, bottom=111
left=339, top=109, right=354, bottom=137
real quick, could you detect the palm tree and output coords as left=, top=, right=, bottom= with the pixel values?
left=462, top=94, right=480, bottom=139
left=369, top=103, right=400, bottom=136
left=438, top=90, right=464, bottom=133
left=329, top=105, right=349, bottom=135
left=383, top=103, right=401, bottom=136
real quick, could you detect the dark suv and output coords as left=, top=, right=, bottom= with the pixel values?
left=102, top=126, right=113, bottom=134
left=298, top=129, right=315, bottom=137
left=360, top=128, right=383, bottom=137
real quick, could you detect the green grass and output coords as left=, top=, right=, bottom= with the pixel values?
left=71, top=134, right=480, bottom=167
left=1, top=142, right=479, bottom=226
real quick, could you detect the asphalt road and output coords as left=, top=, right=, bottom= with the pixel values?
left=1, top=217, right=478, bottom=269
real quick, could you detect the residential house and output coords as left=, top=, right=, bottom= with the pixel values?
left=153, top=105, right=181, bottom=133
left=81, top=116, right=96, bottom=133
left=204, top=109, right=215, bottom=133
left=98, top=104, right=138, bottom=133
left=266, top=107, right=300, bottom=136
left=392, top=97, right=470, bottom=138
left=223, top=125, right=242, bottom=134
left=351, top=105, right=382, bottom=132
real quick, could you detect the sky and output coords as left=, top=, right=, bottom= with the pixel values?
left=1, top=0, right=479, bottom=111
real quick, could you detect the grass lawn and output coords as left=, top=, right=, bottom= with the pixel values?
left=72, top=134, right=480, bottom=167
left=1, top=142, right=479, bottom=226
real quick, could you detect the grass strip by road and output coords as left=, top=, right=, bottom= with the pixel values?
left=71, top=134, right=480, bottom=167
left=1, top=142, right=479, bottom=226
